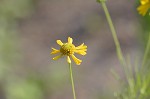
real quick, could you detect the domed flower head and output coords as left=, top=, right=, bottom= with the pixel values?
left=137, top=0, right=150, bottom=16
left=51, top=37, right=87, bottom=65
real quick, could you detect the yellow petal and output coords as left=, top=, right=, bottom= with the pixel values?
left=68, top=37, right=73, bottom=44
left=80, top=45, right=87, bottom=49
left=71, top=54, right=82, bottom=65
left=82, top=49, right=87, bottom=51
left=51, top=48, right=60, bottom=54
left=76, top=43, right=84, bottom=49
left=67, top=56, right=71, bottom=63
left=137, top=3, right=150, bottom=16
left=141, top=0, right=149, bottom=5
left=75, top=50, right=87, bottom=55
left=57, top=40, right=63, bottom=46
left=52, top=54, right=63, bottom=60
left=76, top=43, right=87, bottom=49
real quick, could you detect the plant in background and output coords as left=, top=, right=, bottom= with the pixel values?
left=0, top=0, right=34, bottom=75
left=51, top=37, right=87, bottom=99
left=97, top=0, right=150, bottom=99
left=97, top=0, right=125, bottom=66
left=0, top=0, right=47, bottom=99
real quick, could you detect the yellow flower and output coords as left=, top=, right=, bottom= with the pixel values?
left=51, top=37, right=87, bottom=65
left=137, top=0, right=150, bottom=16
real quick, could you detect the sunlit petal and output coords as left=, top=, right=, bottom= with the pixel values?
left=76, top=43, right=84, bottom=49
left=52, top=54, right=63, bottom=60
left=68, top=37, right=73, bottom=44
left=51, top=48, right=60, bottom=54
left=75, top=50, right=87, bottom=55
left=82, top=49, right=87, bottom=51
left=57, top=40, right=63, bottom=46
left=137, top=4, right=150, bottom=16
left=137, top=1, right=150, bottom=16
left=80, top=45, right=87, bottom=49
left=71, top=55, right=82, bottom=65
left=141, top=0, right=149, bottom=5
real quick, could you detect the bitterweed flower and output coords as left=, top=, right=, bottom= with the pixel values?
left=51, top=37, right=87, bottom=65
left=137, top=0, right=150, bottom=16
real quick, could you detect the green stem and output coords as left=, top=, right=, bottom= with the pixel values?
left=99, top=1, right=132, bottom=84
left=142, top=33, right=150, bottom=67
left=69, top=63, right=77, bottom=99
left=100, top=2, right=125, bottom=66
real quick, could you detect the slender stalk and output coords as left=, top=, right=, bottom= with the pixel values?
left=69, top=63, right=76, bottom=99
left=142, top=33, right=150, bottom=67
left=100, top=1, right=125, bottom=66
left=99, top=1, right=132, bottom=84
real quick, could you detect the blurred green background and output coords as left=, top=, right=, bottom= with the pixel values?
left=0, top=0, right=147, bottom=99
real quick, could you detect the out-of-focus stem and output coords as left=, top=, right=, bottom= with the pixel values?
left=100, top=1, right=125, bottom=66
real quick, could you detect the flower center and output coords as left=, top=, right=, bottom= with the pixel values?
left=60, top=43, right=75, bottom=55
